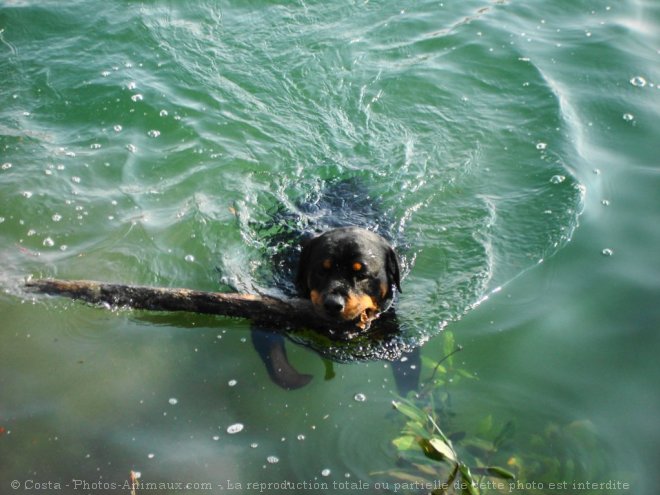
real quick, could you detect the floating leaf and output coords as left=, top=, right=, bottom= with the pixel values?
left=404, top=420, right=431, bottom=439
left=392, top=400, right=428, bottom=425
left=392, top=435, right=418, bottom=451
left=421, top=437, right=457, bottom=463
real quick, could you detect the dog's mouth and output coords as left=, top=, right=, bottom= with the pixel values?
left=310, top=290, right=380, bottom=331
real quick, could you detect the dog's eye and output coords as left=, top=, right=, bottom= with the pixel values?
left=352, top=262, right=363, bottom=272
left=322, top=259, right=333, bottom=270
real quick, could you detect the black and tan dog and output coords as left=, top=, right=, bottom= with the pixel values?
left=247, top=179, right=419, bottom=391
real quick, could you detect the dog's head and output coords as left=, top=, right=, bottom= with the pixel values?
left=296, top=227, right=401, bottom=331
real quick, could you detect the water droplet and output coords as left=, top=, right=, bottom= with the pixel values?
left=250, top=443, right=258, bottom=448
left=147, top=453, right=155, bottom=459
left=127, top=81, right=137, bottom=90
left=601, top=199, right=610, bottom=206
left=536, top=142, right=547, bottom=150
left=212, top=435, right=220, bottom=441
left=629, top=76, right=647, bottom=87
left=228, top=379, right=237, bottom=387
left=601, top=248, right=614, bottom=256
left=622, top=113, right=634, bottom=121
left=43, top=237, right=55, bottom=247
left=354, top=393, right=366, bottom=402
left=266, top=456, right=279, bottom=464
left=549, top=175, right=565, bottom=184
left=226, top=423, right=244, bottom=434
left=1, top=162, right=12, bottom=170
left=297, top=434, right=305, bottom=441
left=52, top=214, right=62, bottom=222
left=184, top=254, right=195, bottom=262
left=22, top=191, right=33, bottom=198
left=131, top=94, right=143, bottom=102
left=113, top=124, right=123, bottom=132
left=101, top=70, right=111, bottom=77
left=0, top=217, right=5, bottom=223
left=71, top=176, right=81, bottom=184
left=147, top=130, right=160, bottom=138
left=321, top=469, right=331, bottom=477
left=159, top=109, right=169, bottom=117
left=168, top=398, right=178, bottom=405
left=90, top=143, right=102, bottom=149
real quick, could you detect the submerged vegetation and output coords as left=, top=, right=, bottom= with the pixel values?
left=380, top=332, right=628, bottom=495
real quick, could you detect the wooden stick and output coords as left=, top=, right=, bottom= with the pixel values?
left=25, top=278, right=324, bottom=331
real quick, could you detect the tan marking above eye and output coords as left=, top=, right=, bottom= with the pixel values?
left=322, top=259, right=332, bottom=270
left=352, top=262, right=363, bottom=272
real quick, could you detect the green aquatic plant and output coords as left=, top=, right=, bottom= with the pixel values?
left=382, top=331, right=629, bottom=495
left=379, top=331, right=515, bottom=495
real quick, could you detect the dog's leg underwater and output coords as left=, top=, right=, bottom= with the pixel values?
left=251, top=328, right=313, bottom=390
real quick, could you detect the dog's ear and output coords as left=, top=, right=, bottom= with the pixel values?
left=296, top=235, right=319, bottom=295
left=386, top=246, right=402, bottom=293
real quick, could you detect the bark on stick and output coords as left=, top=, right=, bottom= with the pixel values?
left=25, top=278, right=322, bottom=331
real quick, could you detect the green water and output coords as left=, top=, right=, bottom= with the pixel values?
left=1, top=1, right=658, bottom=494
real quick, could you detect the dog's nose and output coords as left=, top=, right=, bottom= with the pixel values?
left=323, top=293, right=345, bottom=315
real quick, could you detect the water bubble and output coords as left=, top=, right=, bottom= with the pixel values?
left=113, top=124, right=123, bottom=132
left=52, top=214, right=62, bottom=222
left=168, top=398, right=178, bottom=405
left=159, top=109, right=168, bottom=117
left=43, top=237, right=55, bottom=247
left=147, top=130, right=161, bottom=138
left=22, top=191, right=33, bottom=199
left=601, top=248, right=614, bottom=256
left=101, top=71, right=111, bottom=77
left=536, top=142, right=547, bottom=150
left=228, top=379, right=237, bottom=387
left=549, top=175, right=565, bottom=184
left=127, top=81, right=137, bottom=90
left=1, top=162, right=12, bottom=170
left=212, top=435, right=220, bottom=441
left=250, top=443, right=258, bottom=449
left=629, top=76, right=647, bottom=87
left=0, top=217, right=5, bottom=224
left=126, top=144, right=137, bottom=153
left=226, top=423, right=244, bottom=434
left=27, top=229, right=36, bottom=236
left=622, top=113, right=634, bottom=121
left=90, top=143, right=102, bottom=149
left=266, top=456, right=279, bottom=464
left=601, top=199, right=610, bottom=206
left=354, top=393, right=367, bottom=402
left=131, top=94, right=143, bottom=102
left=184, top=254, right=195, bottom=262
left=321, top=469, right=331, bottom=477
left=297, top=434, right=305, bottom=441
left=71, top=176, right=81, bottom=184
left=147, top=453, right=155, bottom=459
left=60, top=245, right=68, bottom=251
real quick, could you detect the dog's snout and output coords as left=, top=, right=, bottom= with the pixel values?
left=323, top=293, right=345, bottom=315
